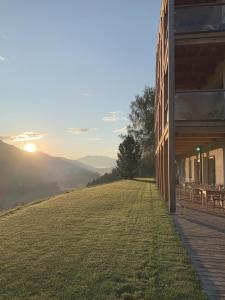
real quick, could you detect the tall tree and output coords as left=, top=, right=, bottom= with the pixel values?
left=128, top=86, right=155, bottom=152
left=117, top=135, right=141, bottom=179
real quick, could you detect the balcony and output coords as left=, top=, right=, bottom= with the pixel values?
left=175, top=4, right=225, bottom=34
left=175, top=90, right=225, bottom=121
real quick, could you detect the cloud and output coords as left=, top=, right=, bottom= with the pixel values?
left=0, top=55, right=6, bottom=62
left=88, top=137, right=102, bottom=141
left=102, top=112, right=120, bottom=122
left=102, top=111, right=128, bottom=123
left=113, top=126, right=127, bottom=134
left=69, top=128, right=98, bottom=135
left=0, top=131, right=45, bottom=142
left=81, top=93, right=89, bottom=97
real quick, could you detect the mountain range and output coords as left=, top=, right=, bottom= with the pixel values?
left=77, top=155, right=116, bottom=174
left=0, top=141, right=115, bottom=210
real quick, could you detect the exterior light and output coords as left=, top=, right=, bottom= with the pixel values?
left=196, top=146, right=201, bottom=153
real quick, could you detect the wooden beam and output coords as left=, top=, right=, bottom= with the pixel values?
left=176, top=127, right=225, bottom=134
left=175, top=1, right=225, bottom=7
left=176, top=132, right=225, bottom=138
left=176, top=137, right=218, bottom=141
left=176, top=32, right=225, bottom=46
left=168, top=0, right=176, bottom=213
left=155, top=124, right=169, bottom=154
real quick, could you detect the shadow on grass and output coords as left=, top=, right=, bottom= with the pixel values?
left=133, top=178, right=156, bottom=184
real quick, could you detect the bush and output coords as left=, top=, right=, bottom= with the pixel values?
left=87, top=168, right=120, bottom=187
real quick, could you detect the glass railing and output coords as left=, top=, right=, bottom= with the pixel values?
left=175, top=4, right=225, bottom=34
left=175, top=90, right=225, bottom=121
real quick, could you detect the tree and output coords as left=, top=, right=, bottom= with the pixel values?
left=117, top=135, right=142, bottom=179
left=128, top=86, right=155, bottom=153
left=137, top=152, right=155, bottom=177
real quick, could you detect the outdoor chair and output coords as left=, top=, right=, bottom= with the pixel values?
left=206, top=190, right=222, bottom=210
left=219, top=192, right=225, bottom=212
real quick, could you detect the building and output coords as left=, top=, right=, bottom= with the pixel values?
left=155, top=0, right=225, bottom=212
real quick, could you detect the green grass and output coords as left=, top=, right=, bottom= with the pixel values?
left=0, top=179, right=207, bottom=300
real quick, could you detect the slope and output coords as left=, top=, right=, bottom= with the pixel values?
left=0, top=179, right=207, bottom=300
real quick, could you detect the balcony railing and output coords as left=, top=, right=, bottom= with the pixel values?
left=175, top=90, right=225, bottom=121
left=175, top=4, right=225, bottom=34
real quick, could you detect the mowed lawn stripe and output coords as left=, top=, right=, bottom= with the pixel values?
left=0, top=180, right=207, bottom=300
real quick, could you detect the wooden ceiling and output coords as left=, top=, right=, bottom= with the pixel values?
left=175, top=43, right=225, bottom=90
left=176, top=132, right=225, bottom=156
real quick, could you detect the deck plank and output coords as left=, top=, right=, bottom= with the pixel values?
left=173, top=201, right=225, bottom=300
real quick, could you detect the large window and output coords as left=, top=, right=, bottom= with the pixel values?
left=175, top=90, right=225, bottom=121
left=208, top=156, right=216, bottom=185
left=188, top=158, right=192, bottom=180
left=175, top=4, right=225, bottom=34
left=202, top=157, right=208, bottom=184
left=194, top=159, right=200, bottom=183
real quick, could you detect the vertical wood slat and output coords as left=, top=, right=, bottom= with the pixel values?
left=168, top=0, right=176, bottom=213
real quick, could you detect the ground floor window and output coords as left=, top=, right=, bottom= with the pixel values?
left=194, top=159, right=200, bottom=183
left=208, top=156, right=216, bottom=185
left=202, top=157, right=208, bottom=184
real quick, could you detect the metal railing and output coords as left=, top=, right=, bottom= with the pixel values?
left=175, top=4, right=225, bottom=34
left=175, top=90, right=225, bottom=121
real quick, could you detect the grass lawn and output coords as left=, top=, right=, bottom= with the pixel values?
left=0, top=179, right=207, bottom=300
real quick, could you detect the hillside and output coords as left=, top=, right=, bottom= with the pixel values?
left=0, top=141, right=99, bottom=210
left=0, top=180, right=206, bottom=300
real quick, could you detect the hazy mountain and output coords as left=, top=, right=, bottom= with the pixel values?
left=77, top=155, right=116, bottom=174
left=0, top=141, right=99, bottom=210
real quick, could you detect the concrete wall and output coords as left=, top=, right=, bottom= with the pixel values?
left=209, top=148, right=224, bottom=185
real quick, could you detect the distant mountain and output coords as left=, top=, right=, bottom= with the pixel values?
left=0, top=141, right=99, bottom=210
left=77, top=156, right=116, bottom=175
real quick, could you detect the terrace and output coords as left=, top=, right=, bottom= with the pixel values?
left=177, top=183, right=225, bottom=211
left=174, top=189, right=225, bottom=299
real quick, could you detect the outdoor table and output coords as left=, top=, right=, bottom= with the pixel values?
left=200, top=188, right=224, bottom=209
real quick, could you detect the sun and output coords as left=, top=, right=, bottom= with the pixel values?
left=24, top=143, right=37, bottom=153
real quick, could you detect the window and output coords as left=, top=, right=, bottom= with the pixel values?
left=202, top=157, right=208, bottom=184
left=189, top=158, right=192, bottom=180
left=194, top=159, right=200, bottom=183
left=208, top=156, right=216, bottom=185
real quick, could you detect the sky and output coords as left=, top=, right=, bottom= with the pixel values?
left=0, top=0, right=161, bottom=159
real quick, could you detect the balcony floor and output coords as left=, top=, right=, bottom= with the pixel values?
left=173, top=200, right=225, bottom=299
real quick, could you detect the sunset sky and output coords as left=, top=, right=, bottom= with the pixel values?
left=0, top=0, right=160, bottom=159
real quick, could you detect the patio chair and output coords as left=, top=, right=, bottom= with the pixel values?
left=206, top=190, right=222, bottom=210
left=218, top=192, right=225, bottom=212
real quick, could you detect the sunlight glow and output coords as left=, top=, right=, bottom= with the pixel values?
left=24, top=143, right=37, bottom=153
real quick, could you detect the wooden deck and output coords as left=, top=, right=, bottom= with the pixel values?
left=173, top=200, right=225, bottom=300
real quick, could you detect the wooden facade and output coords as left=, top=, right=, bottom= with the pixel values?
left=155, top=0, right=225, bottom=212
